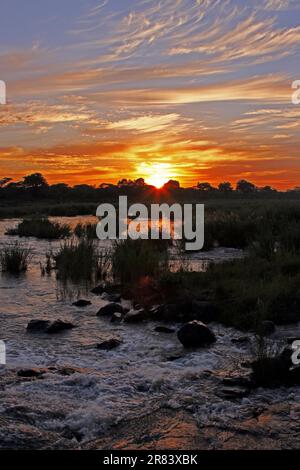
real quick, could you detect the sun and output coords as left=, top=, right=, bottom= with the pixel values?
left=147, top=174, right=169, bottom=188
left=137, top=162, right=174, bottom=188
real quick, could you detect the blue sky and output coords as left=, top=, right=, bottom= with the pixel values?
left=0, top=0, right=300, bottom=187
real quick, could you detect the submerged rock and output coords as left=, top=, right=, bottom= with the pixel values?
left=17, top=368, right=46, bottom=378
left=72, top=299, right=91, bottom=307
left=46, top=320, right=76, bottom=334
left=26, top=320, right=51, bottom=332
left=97, top=302, right=124, bottom=317
left=154, top=326, right=175, bottom=334
left=177, top=320, right=216, bottom=348
left=96, top=338, right=122, bottom=350
left=124, top=308, right=148, bottom=323
left=27, top=319, right=75, bottom=334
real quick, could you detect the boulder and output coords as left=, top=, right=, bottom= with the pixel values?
left=91, top=283, right=106, bottom=295
left=97, top=302, right=124, bottom=317
left=110, top=312, right=123, bottom=323
left=154, top=326, right=175, bottom=334
left=26, top=320, right=51, bottom=333
left=124, top=308, right=148, bottom=323
left=46, top=320, right=76, bottom=334
left=177, top=320, right=216, bottom=348
left=96, top=338, right=122, bottom=350
left=72, top=299, right=91, bottom=307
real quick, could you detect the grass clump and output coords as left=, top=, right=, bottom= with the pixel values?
left=74, top=222, right=97, bottom=239
left=6, top=218, right=71, bottom=239
left=52, top=238, right=109, bottom=282
left=111, top=238, right=169, bottom=285
left=0, top=243, right=32, bottom=273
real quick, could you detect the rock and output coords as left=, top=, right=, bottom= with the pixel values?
left=91, top=283, right=106, bottom=295
left=110, top=312, right=123, bottom=323
left=177, top=320, right=216, bottom=348
left=72, top=299, right=91, bottom=307
left=222, top=373, right=254, bottom=388
left=217, top=387, right=249, bottom=399
left=26, top=320, right=51, bottom=333
left=17, top=368, right=45, bottom=378
left=96, top=338, right=122, bottom=350
left=154, top=326, right=175, bottom=334
left=97, top=302, right=124, bottom=317
left=102, top=293, right=121, bottom=303
left=261, top=320, right=276, bottom=335
left=123, top=308, right=148, bottom=323
left=165, top=355, right=183, bottom=362
left=231, top=336, right=250, bottom=344
left=46, top=320, right=76, bottom=334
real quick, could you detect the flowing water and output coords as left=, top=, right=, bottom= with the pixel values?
left=0, top=217, right=299, bottom=449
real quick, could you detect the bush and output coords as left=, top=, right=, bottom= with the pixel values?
left=111, top=239, right=169, bottom=285
left=0, top=243, right=32, bottom=273
left=52, top=238, right=108, bottom=282
left=6, top=218, right=71, bottom=239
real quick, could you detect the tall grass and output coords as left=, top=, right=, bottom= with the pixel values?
left=6, top=218, right=71, bottom=239
left=111, top=238, right=169, bottom=285
left=52, top=237, right=109, bottom=282
left=0, top=243, right=32, bottom=273
left=74, top=222, right=97, bottom=239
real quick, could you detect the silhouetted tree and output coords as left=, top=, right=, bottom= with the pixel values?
left=218, top=182, right=233, bottom=192
left=236, top=179, right=257, bottom=194
left=197, top=182, right=215, bottom=191
left=22, top=173, right=48, bottom=190
left=163, top=180, right=180, bottom=190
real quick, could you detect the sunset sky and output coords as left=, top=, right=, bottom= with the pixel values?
left=0, top=0, right=300, bottom=188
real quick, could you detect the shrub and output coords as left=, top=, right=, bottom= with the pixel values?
left=6, top=218, right=71, bottom=239
left=111, top=238, right=169, bottom=285
left=52, top=238, right=109, bottom=282
left=0, top=243, right=32, bottom=273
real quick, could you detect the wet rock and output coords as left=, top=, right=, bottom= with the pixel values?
left=17, top=368, right=45, bottom=378
left=155, top=326, right=175, bottom=334
left=97, top=302, right=124, bottom=317
left=231, top=336, right=250, bottom=345
left=222, top=373, right=254, bottom=388
left=46, top=320, right=76, bottom=334
left=177, top=320, right=216, bottom=348
left=102, top=293, right=121, bottom=303
left=91, top=283, right=106, bottom=295
left=72, top=299, right=91, bottom=307
left=261, top=320, right=276, bottom=335
left=124, top=308, right=148, bottom=323
left=96, top=338, right=122, bottom=350
left=166, top=355, right=183, bottom=362
left=217, top=387, right=249, bottom=399
left=26, top=320, right=51, bottom=333
left=110, top=312, right=123, bottom=323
